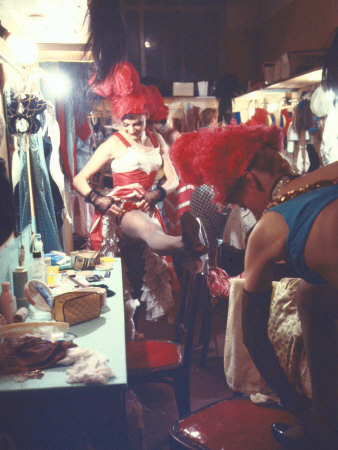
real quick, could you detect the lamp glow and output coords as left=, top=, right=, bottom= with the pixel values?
left=267, top=103, right=277, bottom=113
left=45, top=72, right=71, bottom=96
left=6, top=34, right=38, bottom=66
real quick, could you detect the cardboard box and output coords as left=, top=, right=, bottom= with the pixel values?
left=173, top=82, right=194, bottom=96
left=274, top=51, right=325, bottom=81
left=262, top=62, right=275, bottom=84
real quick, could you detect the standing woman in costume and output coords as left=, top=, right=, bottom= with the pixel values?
left=73, top=62, right=207, bottom=321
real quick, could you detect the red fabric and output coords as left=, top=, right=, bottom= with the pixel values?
left=115, top=131, right=131, bottom=147
left=115, top=129, right=158, bottom=148
left=89, top=173, right=165, bottom=250
left=113, top=170, right=157, bottom=190
left=164, top=180, right=195, bottom=235
left=89, top=129, right=162, bottom=249
left=177, top=399, right=299, bottom=449
left=75, top=117, right=91, bottom=143
left=246, top=107, right=269, bottom=126
left=126, top=340, right=182, bottom=370
left=206, top=267, right=230, bottom=300
left=55, top=100, right=74, bottom=188
left=281, top=108, right=293, bottom=135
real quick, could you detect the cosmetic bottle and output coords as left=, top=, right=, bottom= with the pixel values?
left=29, top=251, right=47, bottom=284
left=0, top=282, right=16, bottom=324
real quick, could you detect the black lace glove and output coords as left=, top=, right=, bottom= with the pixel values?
left=144, top=186, right=166, bottom=208
left=84, top=190, right=115, bottom=214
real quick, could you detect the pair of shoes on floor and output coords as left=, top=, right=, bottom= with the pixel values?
left=271, top=423, right=319, bottom=449
left=180, top=212, right=208, bottom=258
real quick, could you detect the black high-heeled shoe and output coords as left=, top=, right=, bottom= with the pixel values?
left=180, top=212, right=208, bottom=258
left=271, top=423, right=314, bottom=449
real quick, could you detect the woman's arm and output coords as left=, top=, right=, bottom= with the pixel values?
left=73, top=136, right=122, bottom=215
left=73, top=137, right=114, bottom=196
left=156, top=133, right=179, bottom=194
left=242, top=214, right=310, bottom=412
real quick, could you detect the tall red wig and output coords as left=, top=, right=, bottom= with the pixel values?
left=89, top=62, right=153, bottom=122
left=148, top=85, right=169, bottom=122
left=170, top=124, right=283, bottom=204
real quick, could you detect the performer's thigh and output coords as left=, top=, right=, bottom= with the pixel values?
left=120, top=210, right=161, bottom=239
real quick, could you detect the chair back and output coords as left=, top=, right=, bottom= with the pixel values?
left=175, top=269, right=211, bottom=373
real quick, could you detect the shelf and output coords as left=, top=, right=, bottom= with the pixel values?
left=235, top=68, right=322, bottom=102
left=265, top=68, right=322, bottom=90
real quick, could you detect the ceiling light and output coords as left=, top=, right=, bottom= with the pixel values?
left=0, top=21, right=38, bottom=66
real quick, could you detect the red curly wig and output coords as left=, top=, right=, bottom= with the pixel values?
left=170, top=124, right=284, bottom=204
left=89, top=62, right=153, bottom=122
left=148, top=85, right=169, bottom=122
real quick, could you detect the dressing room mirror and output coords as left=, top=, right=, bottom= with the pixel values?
left=1, top=60, right=101, bottom=252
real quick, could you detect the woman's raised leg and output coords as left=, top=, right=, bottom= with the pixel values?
left=120, top=210, right=183, bottom=255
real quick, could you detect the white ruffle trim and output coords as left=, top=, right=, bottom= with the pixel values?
left=140, top=246, right=174, bottom=321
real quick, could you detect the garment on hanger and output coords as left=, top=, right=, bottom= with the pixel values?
left=310, top=85, right=337, bottom=165
left=6, top=94, right=47, bottom=135
left=43, top=104, right=72, bottom=225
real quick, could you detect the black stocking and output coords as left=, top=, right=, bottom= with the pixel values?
left=295, top=282, right=338, bottom=442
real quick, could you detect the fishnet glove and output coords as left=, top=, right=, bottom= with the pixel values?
left=85, top=190, right=115, bottom=214
left=143, top=189, right=162, bottom=208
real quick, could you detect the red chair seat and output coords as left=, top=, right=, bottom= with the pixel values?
left=126, top=340, right=183, bottom=370
left=170, top=398, right=299, bottom=449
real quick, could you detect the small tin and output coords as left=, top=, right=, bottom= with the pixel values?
left=13, top=267, right=29, bottom=307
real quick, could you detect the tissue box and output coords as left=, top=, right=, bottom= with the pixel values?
left=173, top=82, right=194, bottom=96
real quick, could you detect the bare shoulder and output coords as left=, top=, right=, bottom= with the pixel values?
left=151, top=131, right=167, bottom=151
left=281, top=161, right=338, bottom=195
left=97, top=133, right=124, bottom=158
left=247, top=211, right=288, bottom=260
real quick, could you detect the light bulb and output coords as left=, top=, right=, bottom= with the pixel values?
left=6, top=34, right=38, bottom=66
left=45, top=72, right=71, bottom=97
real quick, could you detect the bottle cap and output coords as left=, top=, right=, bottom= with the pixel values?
left=33, top=251, right=42, bottom=258
left=15, top=266, right=27, bottom=272
left=1, top=282, right=10, bottom=288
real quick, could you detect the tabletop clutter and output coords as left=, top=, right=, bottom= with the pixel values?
left=0, top=250, right=116, bottom=384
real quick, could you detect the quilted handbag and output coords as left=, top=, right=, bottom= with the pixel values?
left=53, top=290, right=101, bottom=326
left=206, top=267, right=230, bottom=304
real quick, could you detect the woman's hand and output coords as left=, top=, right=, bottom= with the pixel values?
left=106, top=197, right=123, bottom=216
left=143, top=189, right=162, bottom=207
left=135, top=198, right=151, bottom=212
left=85, top=190, right=122, bottom=215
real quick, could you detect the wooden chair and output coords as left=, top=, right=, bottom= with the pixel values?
left=126, top=268, right=204, bottom=417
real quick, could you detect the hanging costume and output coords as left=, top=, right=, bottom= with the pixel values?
left=268, top=184, right=338, bottom=284
left=7, top=94, right=62, bottom=252
left=89, top=131, right=174, bottom=321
